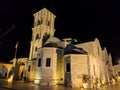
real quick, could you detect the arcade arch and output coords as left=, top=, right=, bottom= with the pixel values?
left=14, top=61, right=26, bottom=80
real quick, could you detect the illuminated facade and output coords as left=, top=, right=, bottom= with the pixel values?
left=0, top=8, right=115, bottom=88
left=29, top=8, right=56, bottom=60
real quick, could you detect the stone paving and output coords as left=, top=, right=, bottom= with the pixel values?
left=0, top=78, right=120, bottom=90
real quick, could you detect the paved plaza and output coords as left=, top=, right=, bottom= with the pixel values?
left=0, top=78, right=120, bottom=90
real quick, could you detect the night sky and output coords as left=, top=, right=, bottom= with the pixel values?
left=0, top=0, right=119, bottom=65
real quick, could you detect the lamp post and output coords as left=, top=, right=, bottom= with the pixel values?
left=13, top=41, right=19, bottom=80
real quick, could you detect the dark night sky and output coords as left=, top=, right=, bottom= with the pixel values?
left=0, top=0, right=120, bottom=65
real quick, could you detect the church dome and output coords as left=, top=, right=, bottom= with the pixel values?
left=43, top=37, right=63, bottom=48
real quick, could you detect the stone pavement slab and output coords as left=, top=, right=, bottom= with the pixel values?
left=0, top=78, right=120, bottom=90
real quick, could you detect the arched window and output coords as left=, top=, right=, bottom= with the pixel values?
left=35, top=34, right=39, bottom=40
left=28, top=66, right=31, bottom=72
left=47, top=21, right=50, bottom=26
left=35, top=47, right=37, bottom=52
left=38, top=19, right=43, bottom=25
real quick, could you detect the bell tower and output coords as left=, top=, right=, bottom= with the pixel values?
left=29, top=8, right=56, bottom=60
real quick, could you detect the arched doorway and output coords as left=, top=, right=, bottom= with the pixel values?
left=21, top=68, right=26, bottom=81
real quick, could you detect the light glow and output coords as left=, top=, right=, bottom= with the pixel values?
left=117, top=76, right=120, bottom=81
left=82, top=83, right=88, bottom=88
left=101, top=79, right=105, bottom=84
left=34, top=79, right=40, bottom=84
left=8, top=75, right=13, bottom=83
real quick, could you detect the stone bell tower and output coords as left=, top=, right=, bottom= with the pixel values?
left=29, top=8, right=56, bottom=60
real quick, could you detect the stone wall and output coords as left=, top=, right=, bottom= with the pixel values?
left=71, top=54, right=88, bottom=88
left=35, top=47, right=58, bottom=85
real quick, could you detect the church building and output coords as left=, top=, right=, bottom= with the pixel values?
left=0, top=8, right=115, bottom=88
